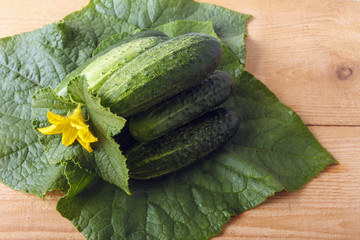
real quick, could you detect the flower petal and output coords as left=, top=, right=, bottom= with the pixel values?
left=38, top=123, right=70, bottom=135
left=70, top=120, right=87, bottom=130
left=62, top=126, right=78, bottom=146
left=78, top=127, right=98, bottom=143
left=37, top=124, right=58, bottom=135
left=77, top=137, right=94, bottom=153
left=38, top=106, right=98, bottom=152
left=68, top=105, right=87, bottom=124
left=47, top=111, right=69, bottom=125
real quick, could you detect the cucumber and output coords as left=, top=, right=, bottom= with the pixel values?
left=125, top=107, right=239, bottom=180
left=129, top=70, right=234, bottom=141
left=55, top=34, right=169, bottom=96
left=96, top=33, right=223, bottom=117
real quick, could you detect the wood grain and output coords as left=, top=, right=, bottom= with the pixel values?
left=0, top=0, right=88, bottom=37
left=0, top=0, right=359, bottom=239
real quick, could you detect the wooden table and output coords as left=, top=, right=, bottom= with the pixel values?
left=1, top=0, right=360, bottom=239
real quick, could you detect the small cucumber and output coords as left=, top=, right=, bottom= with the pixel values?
left=96, top=33, right=223, bottom=117
left=55, top=34, right=169, bottom=96
left=125, top=107, right=239, bottom=180
left=129, top=70, right=234, bottom=141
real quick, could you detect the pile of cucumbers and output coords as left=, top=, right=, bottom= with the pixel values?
left=56, top=30, right=240, bottom=180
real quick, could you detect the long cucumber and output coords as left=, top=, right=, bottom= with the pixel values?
left=96, top=33, right=222, bottom=117
left=129, top=70, right=234, bottom=141
left=126, top=107, right=239, bottom=179
left=55, top=33, right=169, bottom=96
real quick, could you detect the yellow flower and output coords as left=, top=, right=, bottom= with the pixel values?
left=38, top=105, right=98, bottom=152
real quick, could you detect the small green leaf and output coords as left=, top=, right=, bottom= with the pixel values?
left=67, top=76, right=129, bottom=194
left=67, top=76, right=126, bottom=136
left=31, top=76, right=130, bottom=194
left=56, top=161, right=99, bottom=220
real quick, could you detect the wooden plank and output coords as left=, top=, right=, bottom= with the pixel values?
left=0, top=186, right=84, bottom=240
left=0, top=0, right=88, bottom=38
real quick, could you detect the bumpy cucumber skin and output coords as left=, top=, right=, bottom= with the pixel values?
left=84, top=36, right=169, bottom=91
left=97, top=33, right=223, bottom=117
left=55, top=34, right=169, bottom=96
left=92, top=30, right=169, bottom=56
left=129, top=70, right=234, bottom=141
left=126, top=107, right=239, bottom=180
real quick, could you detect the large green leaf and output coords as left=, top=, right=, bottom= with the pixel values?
left=55, top=21, right=336, bottom=240
left=56, top=71, right=336, bottom=239
left=58, top=156, right=283, bottom=240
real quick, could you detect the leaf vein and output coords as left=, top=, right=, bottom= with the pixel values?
left=230, top=143, right=332, bottom=160
left=0, top=60, right=44, bottom=88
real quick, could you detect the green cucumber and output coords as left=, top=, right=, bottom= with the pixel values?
left=55, top=34, right=169, bottom=96
left=126, top=107, right=239, bottom=179
left=96, top=33, right=223, bottom=117
left=129, top=70, right=234, bottom=141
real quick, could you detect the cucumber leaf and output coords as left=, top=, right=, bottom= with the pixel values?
left=62, top=161, right=99, bottom=197
left=55, top=21, right=336, bottom=240
left=67, top=76, right=129, bottom=194
left=57, top=153, right=283, bottom=240
left=31, top=76, right=129, bottom=194
left=57, top=161, right=99, bottom=220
